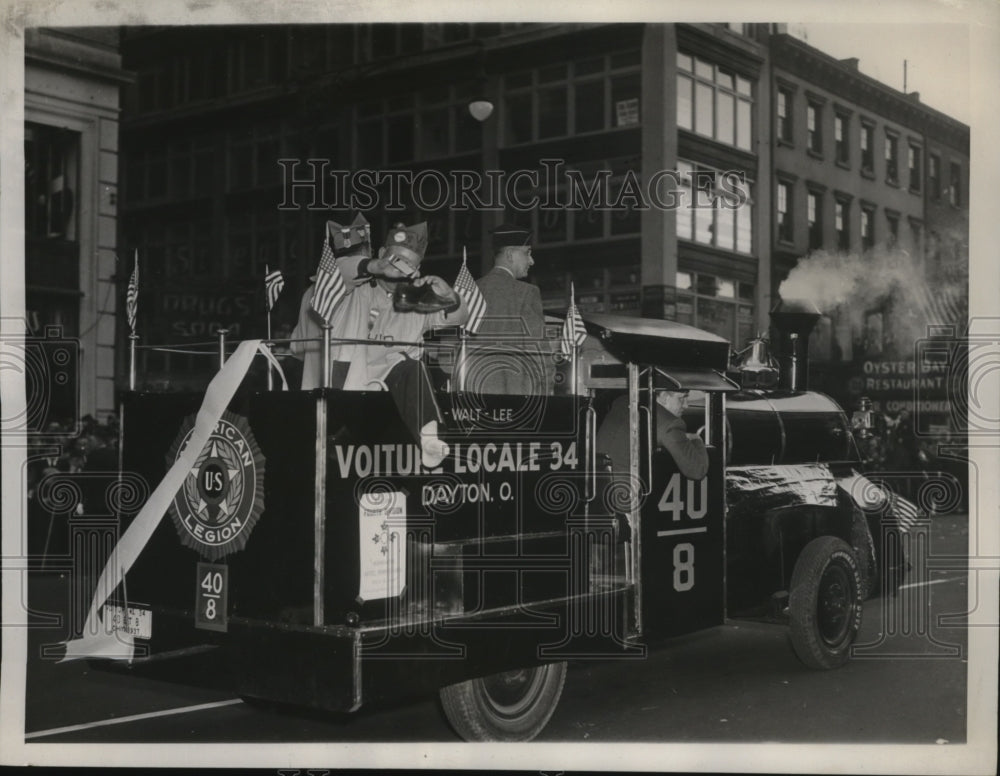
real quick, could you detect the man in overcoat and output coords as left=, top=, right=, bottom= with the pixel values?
left=469, top=224, right=553, bottom=395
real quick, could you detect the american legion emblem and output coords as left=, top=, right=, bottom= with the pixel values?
left=166, top=411, right=265, bottom=560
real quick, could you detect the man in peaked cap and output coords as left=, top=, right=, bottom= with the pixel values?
left=332, top=220, right=468, bottom=468
left=291, top=214, right=372, bottom=390
left=467, top=223, right=553, bottom=395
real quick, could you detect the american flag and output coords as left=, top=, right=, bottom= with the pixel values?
left=264, top=265, right=285, bottom=311
left=126, top=252, right=139, bottom=334
left=887, top=491, right=921, bottom=532
left=560, top=284, right=587, bottom=356
left=310, top=228, right=347, bottom=324
left=454, top=248, right=486, bottom=334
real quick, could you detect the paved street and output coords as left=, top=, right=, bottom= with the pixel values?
left=21, top=515, right=970, bottom=745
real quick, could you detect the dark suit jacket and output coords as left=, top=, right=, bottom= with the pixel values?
left=596, top=395, right=709, bottom=482
left=468, top=267, right=552, bottom=395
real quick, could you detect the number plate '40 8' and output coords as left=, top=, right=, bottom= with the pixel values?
left=195, top=562, right=228, bottom=632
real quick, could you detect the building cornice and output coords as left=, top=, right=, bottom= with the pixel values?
left=677, top=23, right=765, bottom=78
left=771, top=34, right=968, bottom=154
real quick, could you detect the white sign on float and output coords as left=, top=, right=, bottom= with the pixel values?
left=358, top=491, right=407, bottom=602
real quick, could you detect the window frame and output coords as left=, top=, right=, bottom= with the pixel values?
left=807, top=186, right=824, bottom=250
left=908, top=143, right=922, bottom=193
left=677, top=158, right=754, bottom=255
left=678, top=52, right=754, bottom=151
left=860, top=119, right=875, bottom=177
left=806, top=100, right=823, bottom=156
left=834, top=110, right=850, bottom=167
left=776, top=85, right=794, bottom=145
left=835, top=195, right=852, bottom=251
left=929, top=153, right=941, bottom=201
left=948, top=161, right=962, bottom=207
left=776, top=176, right=794, bottom=244
left=884, top=130, right=899, bottom=186
left=860, top=202, right=875, bottom=250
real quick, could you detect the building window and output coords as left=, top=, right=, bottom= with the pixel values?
left=886, top=211, right=899, bottom=247
left=776, top=87, right=793, bottom=143
left=677, top=53, right=753, bottom=151
left=25, top=123, right=80, bottom=241
left=677, top=160, right=753, bottom=254
left=776, top=179, right=793, bottom=243
left=835, top=198, right=850, bottom=251
left=908, top=144, right=921, bottom=191
left=807, top=189, right=823, bottom=250
left=834, top=113, right=849, bottom=165
left=929, top=154, right=941, bottom=200
left=807, top=102, right=822, bottom=155
left=949, top=161, right=962, bottom=206
left=539, top=264, right=644, bottom=317
left=675, top=271, right=755, bottom=345
left=885, top=131, right=899, bottom=184
left=861, top=205, right=875, bottom=249
left=860, top=121, right=874, bottom=174
left=504, top=53, right=641, bottom=146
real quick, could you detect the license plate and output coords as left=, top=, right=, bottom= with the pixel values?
left=195, top=562, right=228, bottom=632
left=105, top=604, right=152, bottom=639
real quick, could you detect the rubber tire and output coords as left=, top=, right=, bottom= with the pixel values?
left=788, top=536, right=864, bottom=670
left=439, top=662, right=567, bottom=741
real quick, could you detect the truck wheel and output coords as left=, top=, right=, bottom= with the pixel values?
left=439, top=662, right=567, bottom=741
left=789, top=536, right=863, bottom=670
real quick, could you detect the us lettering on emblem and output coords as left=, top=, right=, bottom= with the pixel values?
left=195, top=562, right=228, bottom=632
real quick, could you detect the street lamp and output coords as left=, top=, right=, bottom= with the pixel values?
left=468, top=100, right=494, bottom=122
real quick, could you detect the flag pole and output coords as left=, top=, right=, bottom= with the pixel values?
left=569, top=282, right=577, bottom=395
left=322, top=324, right=332, bottom=389
left=265, top=264, right=274, bottom=392
left=128, top=250, right=138, bottom=390
left=457, top=246, right=469, bottom=393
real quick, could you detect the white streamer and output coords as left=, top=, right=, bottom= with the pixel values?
left=62, top=340, right=268, bottom=661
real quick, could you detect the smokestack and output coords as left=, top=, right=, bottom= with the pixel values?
left=769, top=299, right=822, bottom=392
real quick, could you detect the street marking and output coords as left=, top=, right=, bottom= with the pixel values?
left=656, top=527, right=707, bottom=537
left=24, top=698, right=243, bottom=740
left=897, top=577, right=964, bottom=592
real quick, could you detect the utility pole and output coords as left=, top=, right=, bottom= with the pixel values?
left=903, top=59, right=908, bottom=94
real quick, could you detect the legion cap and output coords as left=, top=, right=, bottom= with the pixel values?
left=490, top=223, right=532, bottom=249
left=381, top=221, right=428, bottom=267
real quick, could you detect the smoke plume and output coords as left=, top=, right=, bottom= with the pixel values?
left=778, top=223, right=968, bottom=359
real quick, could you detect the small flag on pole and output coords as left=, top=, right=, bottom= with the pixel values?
left=454, top=247, right=486, bottom=334
left=265, top=265, right=285, bottom=311
left=126, top=251, right=139, bottom=334
left=560, top=282, right=587, bottom=356
left=887, top=490, right=921, bottom=532
left=310, top=225, right=347, bottom=324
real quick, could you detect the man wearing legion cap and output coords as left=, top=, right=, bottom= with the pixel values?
left=332, top=220, right=468, bottom=468
left=469, top=223, right=552, bottom=395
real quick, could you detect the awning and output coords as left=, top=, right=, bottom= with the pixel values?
left=574, top=312, right=732, bottom=372
left=652, top=367, right=740, bottom=392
